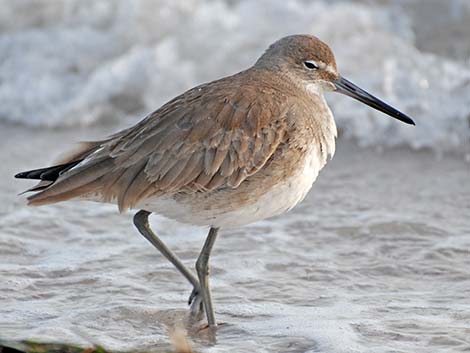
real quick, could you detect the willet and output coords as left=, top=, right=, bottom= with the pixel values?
left=15, top=35, right=414, bottom=327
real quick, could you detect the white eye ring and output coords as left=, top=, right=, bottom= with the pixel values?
left=304, top=60, right=319, bottom=70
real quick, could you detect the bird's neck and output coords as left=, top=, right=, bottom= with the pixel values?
left=283, top=73, right=338, bottom=161
left=244, top=67, right=338, bottom=160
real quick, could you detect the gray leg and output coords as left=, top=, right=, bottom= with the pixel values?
left=133, top=210, right=201, bottom=311
left=195, top=227, right=220, bottom=327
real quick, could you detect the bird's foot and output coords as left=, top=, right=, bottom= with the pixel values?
left=188, top=286, right=204, bottom=315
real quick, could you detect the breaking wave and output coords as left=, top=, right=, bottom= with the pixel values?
left=0, top=0, right=469, bottom=155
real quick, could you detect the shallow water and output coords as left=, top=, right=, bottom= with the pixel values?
left=0, top=0, right=469, bottom=154
left=1, top=125, right=469, bottom=352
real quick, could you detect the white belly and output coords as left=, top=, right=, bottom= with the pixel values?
left=137, top=144, right=330, bottom=228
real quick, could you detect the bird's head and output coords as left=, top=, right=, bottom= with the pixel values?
left=255, top=34, right=415, bottom=125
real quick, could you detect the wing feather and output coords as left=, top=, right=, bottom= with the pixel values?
left=109, top=82, right=290, bottom=208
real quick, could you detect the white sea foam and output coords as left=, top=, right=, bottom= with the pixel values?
left=0, top=0, right=469, bottom=155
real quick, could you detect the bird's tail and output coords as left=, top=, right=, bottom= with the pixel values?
left=15, top=161, right=83, bottom=191
left=15, top=140, right=112, bottom=206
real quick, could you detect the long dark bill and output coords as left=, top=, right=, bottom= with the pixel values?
left=333, top=76, right=415, bottom=125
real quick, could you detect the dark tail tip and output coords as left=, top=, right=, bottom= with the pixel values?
left=15, top=169, right=48, bottom=180
left=15, top=171, right=30, bottom=179
left=14, top=160, right=83, bottom=181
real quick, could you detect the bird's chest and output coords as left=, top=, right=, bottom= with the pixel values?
left=257, top=143, right=326, bottom=213
left=244, top=114, right=337, bottom=224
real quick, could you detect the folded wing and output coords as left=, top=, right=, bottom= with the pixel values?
left=24, top=74, right=290, bottom=211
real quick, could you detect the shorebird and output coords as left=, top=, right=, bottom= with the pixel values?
left=15, top=35, right=414, bottom=327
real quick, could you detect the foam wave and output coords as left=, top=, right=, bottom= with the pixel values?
left=0, top=0, right=468, bottom=154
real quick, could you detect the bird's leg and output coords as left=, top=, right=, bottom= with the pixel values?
left=195, top=227, right=219, bottom=327
left=133, top=210, right=202, bottom=313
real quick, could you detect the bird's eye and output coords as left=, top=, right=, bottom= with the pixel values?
left=304, top=60, right=319, bottom=70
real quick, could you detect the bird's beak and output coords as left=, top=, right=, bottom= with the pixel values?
left=333, top=76, right=415, bottom=125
